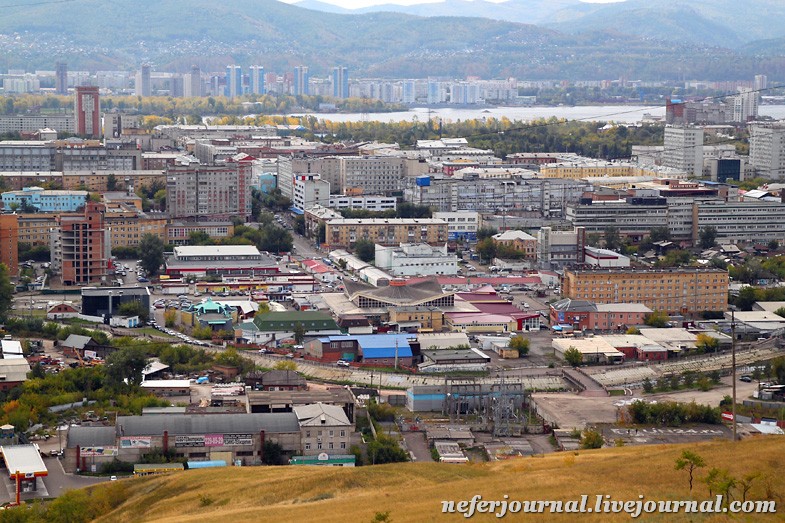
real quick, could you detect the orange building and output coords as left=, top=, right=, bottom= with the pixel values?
left=53, top=202, right=109, bottom=286
left=0, top=214, right=19, bottom=275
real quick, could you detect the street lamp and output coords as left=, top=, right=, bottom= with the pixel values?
left=730, top=305, right=737, bottom=441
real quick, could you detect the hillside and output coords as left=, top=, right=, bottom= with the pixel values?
left=35, top=437, right=785, bottom=522
left=0, top=0, right=781, bottom=79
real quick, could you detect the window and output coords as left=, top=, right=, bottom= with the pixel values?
left=317, top=442, right=322, bottom=450
left=340, top=442, right=346, bottom=449
left=305, top=442, right=311, bottom=450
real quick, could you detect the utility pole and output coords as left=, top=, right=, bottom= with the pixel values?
left=731, top=306, right=737, bottom=441
left=394, top=339, right=399, bottom=370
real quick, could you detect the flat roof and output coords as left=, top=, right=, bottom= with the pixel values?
left=141, top=380, right=191, bottom=388
left=1, top=445, right=47, bottom=478
left=174, top=245, right=261, bottom=257
left=552, top=338, right=624, bottom=357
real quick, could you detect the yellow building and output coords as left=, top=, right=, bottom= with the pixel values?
left=0, top=213, right=19, bottom=275
left=61, top=170, right=166, bottom=192
left=562, top=268, right=728, bottom=314
left=18, top=213, right=63, bottom=246
left=388, top=306, right=443, bottom=332
left=540, top=163, right=679, bottom=180
left=325, top=218, right=448, bottom=249
left=105, top=212, right=167, bottom=248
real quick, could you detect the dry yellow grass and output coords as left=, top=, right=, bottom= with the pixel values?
left=94, top=437, right=785, bottom=523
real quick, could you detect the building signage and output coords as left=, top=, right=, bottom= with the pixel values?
left=175, top=435, right=205, bottom=447
left=120, top=437, right=151, bottom=449
left=223, top=433, right=253, bottom=446
left=81, top=446, right=119, bottom=456
left=204, top=434, right=224, bottom=447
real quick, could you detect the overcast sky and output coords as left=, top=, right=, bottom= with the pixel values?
left=282, top=0, right=624, bottom=10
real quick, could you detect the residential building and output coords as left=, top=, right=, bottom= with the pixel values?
left=325, top=218, right=448, bottom=249
left=185, top=65, right=202, bottom=98
left=294, top=66, right=309, bottom=96
left=105, top=211, right=167, bottom=249
left=549, top=299, right=651, bottom=331
left=491, top=230, right=537, bottom=259
left=340, top=156, right=406, bottom=196
left=303, top=205, right=342, bottom=241
left=165, top=158, right=253, bottom=220
left=566, top=197, right=668, bottom=242
left=51, top=201, right=110, bottom=286
left=0, top=115, right=74, bottom=135
left=225, top=65, right=242, bottom=98
left=537, top=226, right=586, bottom=269
left=2, top=187, right=87, bottom=213
left=0, top=214, right=19, bottom=275
left=74, top=86, right=100, bottom=138
left=55, top=62, right=68, bottom=95
left=561, top=268, right=728, bottom=314
left=332, top=66, right=348, bottom=99
left=663, top=126, right=703, bottom=177
left=374, top=243, right=458, bottom=276
left=292, top=174, right=330, bottom=213
left=18, top=213, right=59, bottom=246
left=749, top=122, right=785, bottom=178
left=135, top=65, right=151, bottom=97
left=388, top=306, right=443, bottom=333
left=249, top=66, right=265, bottom=95
left=433, top=211, right=481, bottom=241
left=732, top=87, right=758, bottom=123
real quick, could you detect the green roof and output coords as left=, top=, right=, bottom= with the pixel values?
left=289, top=454, right=356, bottom=466
left=253, top=311, right=339, bottom=332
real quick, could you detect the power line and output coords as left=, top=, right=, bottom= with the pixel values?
left=0, top=0, right=76, bottom=8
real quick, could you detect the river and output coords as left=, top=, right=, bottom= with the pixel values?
left=271, top=105, right=785, bottom=124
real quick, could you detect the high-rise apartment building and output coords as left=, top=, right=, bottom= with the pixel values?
left=663, top=126, right=703, bottom=177
left=135, top=64, right=151, bottom=97
left=750, top=122, right=785, bottom=178
left=225, top=65, right=243, bottom=98
left=402, top=80, right=416, bottom=104
left=185, top=65, right=202, bottom=98
left=74, top=86, right=100, bottom=138
left=55, top=62, right=68, bottom=95
left=732, top=87, right=758, bottom=123
left=249, top=66, right=265, bottom=95
left=51, top=201, right=109, bottom=286
left=294, top=66, right=309, bottom=96
left=165, top=158, right=253, bottom=220
left=427, top=80, right=442, bottom=105
left=332, top=66, right=348, bottom=99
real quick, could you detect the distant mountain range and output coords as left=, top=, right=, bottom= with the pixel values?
left=0, top=0, right=782, bottom=80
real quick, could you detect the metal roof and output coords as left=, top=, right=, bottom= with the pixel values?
left=61, top=334, right=93, bottom=350
left=1, top=445, right=47, bottom=477
left=117, top=413, right=300, bottom=436
left=293, top=404, right=351, bottom=427
left=0, top=359, right=31, bottom=382
left=67, top=425, right=116, bottom=448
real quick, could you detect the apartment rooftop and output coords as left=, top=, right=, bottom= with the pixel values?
left=326, top=218, right=447, bottom=225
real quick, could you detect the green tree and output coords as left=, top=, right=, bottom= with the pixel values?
left=354, top=239, right=376, bottom=262
left=105, top=346, right=149, bottom=390
left=138, top=234, right=165, bottom=276
left=580, top=428, right=604, bottom=449
left=293, top=322, right=305, bottom=345
left=0, top=263, right=14, bottom=321
left=106, top=173, right=117, bottom=191
left=698, top=226, right=717, bottom=249
left=644, top=310, right=670, bottom=328
left=642, top=377, right=654, bottom=393
left=261, top=440, right=285, bottom=465
left=695, top=333, right=719, bottom=354
left=475, top=238, right=497, bottom=263
left=675, top=450, right=706, bottom=493
left=273, top=360, right=298, bottom=371
left=563, top=346, right=582, bottom=367
left=153, top=189, right=167, bottom=210
left=476, top=226, right=498, bottom=241
left=768, top=240, right=779, bottom=252
left=509, top=335, right=530, bottom=355
left=603, top=226, right=621, bottom=251
left=187, top=230, right=213, bottom=246
left=649, top=226, right=671, bottom=243
left=117, top=301, right=148, bottom=322
left=164, top=309, right=176, bottom=328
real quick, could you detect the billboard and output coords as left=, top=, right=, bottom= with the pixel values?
left=120, top=437, right=151, bottom=449
left=175, top=435, right=205, bottom=448
left=81, top=446, right=118, bottom=457
left=175, top=434, right=254, bottom=448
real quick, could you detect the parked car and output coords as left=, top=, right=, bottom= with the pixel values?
left=740, top=375, right=753, bottom=382
left=336, top=360, right=350, bottom=367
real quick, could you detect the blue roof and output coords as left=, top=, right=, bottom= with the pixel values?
left=362, top=346, right=413, bottom=359
left=352, top=334, right=414, bottom=349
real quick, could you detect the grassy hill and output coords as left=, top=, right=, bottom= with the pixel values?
left=29, top=437, right=785, bottom=522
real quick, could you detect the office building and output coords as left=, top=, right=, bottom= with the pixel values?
left=292, top=174, right=330, bottom=213
left=135, top=64, right=151, bottom=97
left=375, top=243, right=458, bottom=277
left=249, top=66, right=265, bottom=95
left=749, top=122, right=785, bottom=178
left=55, top=62, right=68, bottom=95
left=561, top=268, right=728, bottom=314
left=0, top=115, right=74, bottom=135
left=332, top=66, right=348, bottom=99
left=74, top=86, right=100, bottom=138
left=663, top=126, right=703, bottom=177
left=2, top=187, right=87, bottom=213
left=294, top=66, right=309, bottom=96
left=51, top=202, right=109, bottom=286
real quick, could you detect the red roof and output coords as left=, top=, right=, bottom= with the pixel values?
left=302, top=259, right=334, bottom=274
left=408, top=276, right=542, bottom=286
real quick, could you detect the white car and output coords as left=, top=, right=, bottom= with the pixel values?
left=336, top=360, right=350, bottom=367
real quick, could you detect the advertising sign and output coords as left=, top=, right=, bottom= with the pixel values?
left=223, top=434, right=253, bottom=446
left=120, top=437, right=151, bottom=449
left=175, top=435, right=205, bottom=448
left=81, top=446, right=119, bottom=457
left=204, top=434, right=224, bottom=447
